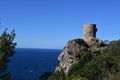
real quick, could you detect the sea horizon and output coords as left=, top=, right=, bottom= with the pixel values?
left=15, top=47, right=63, bottom=50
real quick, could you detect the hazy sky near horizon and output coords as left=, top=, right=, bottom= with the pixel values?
left=0, top=0, right=120, bottom=49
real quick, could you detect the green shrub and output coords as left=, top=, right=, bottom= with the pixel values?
left=48, top=70, right=66, bottom=80
left=39, top=72, right=52, bottom=80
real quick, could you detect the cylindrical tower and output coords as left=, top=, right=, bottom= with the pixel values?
left=83, top=24, right=97, bottom=42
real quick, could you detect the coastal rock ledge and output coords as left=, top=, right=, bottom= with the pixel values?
left=55, top=24, right=106, bottom=74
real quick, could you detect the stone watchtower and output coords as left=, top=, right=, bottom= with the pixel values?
left=83, top=24, right=98, bottom=45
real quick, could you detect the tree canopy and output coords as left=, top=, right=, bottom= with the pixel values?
left=0, top=28, right=16, bottom=80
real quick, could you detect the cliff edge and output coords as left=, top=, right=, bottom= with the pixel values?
left=48, top=24, right=120, bottom=80
left=56, top=24, right=105, bottom=74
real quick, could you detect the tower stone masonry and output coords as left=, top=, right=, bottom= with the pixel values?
left=83, top=24, right=98, bottom=45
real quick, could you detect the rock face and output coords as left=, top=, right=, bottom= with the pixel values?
left=55, top=24, right=105, bottom=74
left=56, top=39, right=89, bottom=73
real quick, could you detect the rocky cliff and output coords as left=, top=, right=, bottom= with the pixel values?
left=55, top=24, right=106, bottom=74
left=48, top=24, right=120, bottom=80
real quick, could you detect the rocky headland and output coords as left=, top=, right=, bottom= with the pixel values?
left=48, top=24, right=120, bottom=80
left=55, top=24, right=106, bottom=74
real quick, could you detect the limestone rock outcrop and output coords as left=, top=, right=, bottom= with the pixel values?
left=56, top=39, right=89, bottom=73
left=55, top=24, right=106, bottom=74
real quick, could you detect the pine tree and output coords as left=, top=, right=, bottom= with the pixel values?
left=0, top=28, right=16, bottom=80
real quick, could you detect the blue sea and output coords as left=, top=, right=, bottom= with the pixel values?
left=7, top=48, right=62, bottom=80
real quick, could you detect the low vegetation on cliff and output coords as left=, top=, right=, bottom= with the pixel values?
left=47, top=40, right=120, bottom=80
